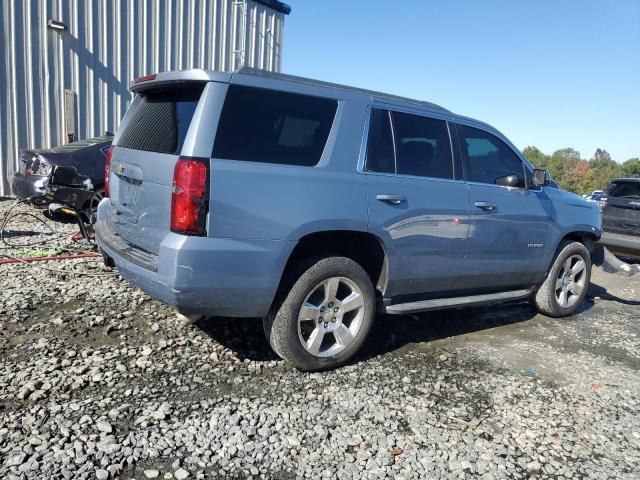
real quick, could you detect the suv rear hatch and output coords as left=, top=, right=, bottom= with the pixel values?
left=602, top=180, right=640, bottom=236
left=107, top=82, right=206, bottom=255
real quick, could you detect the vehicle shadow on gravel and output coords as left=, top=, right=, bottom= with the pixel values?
left=195, top=299, right=592, bottom=366
left=194, top=317, right=280, bottom=362
left=356, top=302, right=541, bottom=362
left=588, top=281, right=640, bottom=307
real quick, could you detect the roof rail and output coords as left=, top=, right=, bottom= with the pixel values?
left=233, top=67, right=450, bottom=113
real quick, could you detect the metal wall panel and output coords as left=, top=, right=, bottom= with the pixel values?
left=0, top=0, right=286, bottom=195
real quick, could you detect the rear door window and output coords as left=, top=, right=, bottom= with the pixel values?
left=117, top=83, right=204, bottom=154
left=392, top=112, right=453, bottom=179
left=213, top=85, right=338, bottom=166
left=365, top=108, right=454, bottom=179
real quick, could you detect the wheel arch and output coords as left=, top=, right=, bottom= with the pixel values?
left=538, top=229, right=598, bottom=287
left=276, top=229, right=390, bottom=302
left=558, top=229, right=599, bottom=254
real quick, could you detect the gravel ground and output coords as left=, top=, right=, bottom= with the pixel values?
left=1, top=199, right=640, bottom=480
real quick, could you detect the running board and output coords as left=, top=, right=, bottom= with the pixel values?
left=385, top=289, right=533, bottom=315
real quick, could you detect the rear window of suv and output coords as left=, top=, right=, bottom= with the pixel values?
left=213, top=85, right=338, bottom=166
left=117, top=83, right=204, bottom=154
left=606, top=181, right=640, bottom=198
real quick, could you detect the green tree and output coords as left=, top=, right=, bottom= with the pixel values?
left=521, top=146, right=634, bottom=194
left=593, top=148, right=612, bottom=162
left=549, top=148, right=581, bottom=191
left=621, top=158, right=640, bottom=177
left=522, top=146, right=550, bottom=169
left=589, top=149, right=621, bottom=191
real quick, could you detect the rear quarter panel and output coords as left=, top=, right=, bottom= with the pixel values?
left=207, top=87, right=371, bottom=241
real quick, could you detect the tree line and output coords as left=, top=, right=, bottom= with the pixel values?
left=522, top=146, right=640, bottom=195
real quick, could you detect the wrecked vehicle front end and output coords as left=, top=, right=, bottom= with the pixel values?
left=12, top=150, right=52, bottom=202
left=45, top=165, right=102, bottom=216
left=12, top=136, right=112, bottom=216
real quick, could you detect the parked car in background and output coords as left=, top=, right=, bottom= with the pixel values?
left=12, top=135, right=113, bottom=215
left=598, top=178, right=640, bottom=259
left=584, top=190, right=604, bottom=202
left=96, top=68, right=602, bottom=371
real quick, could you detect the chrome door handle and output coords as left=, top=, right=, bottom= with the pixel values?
left=474, top=201, right=497, bottom=211
left=376, top=194, right=407, bottom=205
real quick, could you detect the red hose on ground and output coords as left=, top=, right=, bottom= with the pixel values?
left=0, top=253, right=100, bottom=266
left=70, top=231, right=85, bottom=241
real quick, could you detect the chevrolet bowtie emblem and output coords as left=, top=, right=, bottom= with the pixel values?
left=114, top=164, right=124, bottom=175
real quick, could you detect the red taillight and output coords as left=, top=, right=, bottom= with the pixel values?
left=170, top=156, right=209, bottom=236
left=104, top=146, right=114, bottom=197
left=133, top=73, right=157, bottom=84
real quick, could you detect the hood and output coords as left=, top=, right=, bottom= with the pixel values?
left=557, top=188, right=600, bottom=210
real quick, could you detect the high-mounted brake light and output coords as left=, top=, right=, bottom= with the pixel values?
left=170, top=156, right=209, bottom=236
left=104, top=146, right=114, bottom=197
left=133, top=73, right=157, bottom=84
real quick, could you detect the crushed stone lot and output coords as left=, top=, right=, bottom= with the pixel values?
left=1, top=199, right=640, bottom=480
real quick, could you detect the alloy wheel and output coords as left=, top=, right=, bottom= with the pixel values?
left=297, top=276, right=365, bottom=358
left=555, top=254, right=587, bottom=308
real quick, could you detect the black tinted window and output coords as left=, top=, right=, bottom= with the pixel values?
left=392, top=112, right=453, bottom=179
left=607, top=182, right=640, bottom=198
left=457, top=124, right=525, bottom=186
left=213, top=86, right=337, bottom=166
left=118, top=84, right=203, bottom=154
left=365, top=109, right=395, bottom=173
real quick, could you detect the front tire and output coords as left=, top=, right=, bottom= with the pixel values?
left=534, top=240, right=591, bottom=317
left=264, top=256, right=375, bottom=371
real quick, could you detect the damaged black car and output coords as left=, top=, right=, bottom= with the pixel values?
left=12, top=135, right=113, bottom=216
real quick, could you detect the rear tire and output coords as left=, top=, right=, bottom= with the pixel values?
left=534, top=240, right=591, bottom=317
left=83, top=188, right=105, bottom=224
left=264, top=256, right=375, bottom=371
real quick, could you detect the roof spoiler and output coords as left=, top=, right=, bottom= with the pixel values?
left=129, top=70, right=232, bottom=92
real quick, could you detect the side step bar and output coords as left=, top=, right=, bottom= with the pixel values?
left=385, top=289, right=532, bottom=315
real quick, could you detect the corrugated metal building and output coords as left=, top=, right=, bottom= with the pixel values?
left=0, top=0, right=290, bottom=195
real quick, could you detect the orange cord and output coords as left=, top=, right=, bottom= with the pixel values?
left=0, top=253, right=99, bottom=266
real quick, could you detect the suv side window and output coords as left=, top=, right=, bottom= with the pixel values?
left=365, top=108, right=454, bottom=179
left=392, top=111, right=453, bottom=179
left=365, top=109, right=395, bottom=174
left=457, top=124, right=525, bottom=187
left=213, top=85, right=338, bottom=166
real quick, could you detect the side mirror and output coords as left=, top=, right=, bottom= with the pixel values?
left=532, top=169, right=549, bottom=187
left=495, top=174, right=522, bottom=188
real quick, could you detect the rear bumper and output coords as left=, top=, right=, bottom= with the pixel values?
left=95, top=199, right=294, bottom=317
left=597, top=231, right=640, bottom=259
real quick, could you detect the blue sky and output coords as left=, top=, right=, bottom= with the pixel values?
left=282, top=0, right=640, bottom=162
